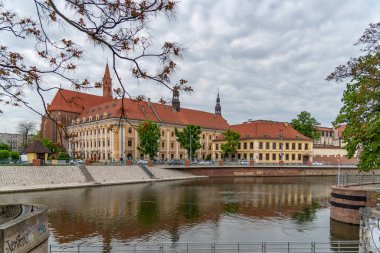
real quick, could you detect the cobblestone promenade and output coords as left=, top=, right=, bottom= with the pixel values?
left=0, top=165, right=203, bottom=193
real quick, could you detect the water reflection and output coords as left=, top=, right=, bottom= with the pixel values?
left=0, top=176, right=351, bottom=245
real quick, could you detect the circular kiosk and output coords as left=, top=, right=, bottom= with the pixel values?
left=0, top=204, right=49, bottom=253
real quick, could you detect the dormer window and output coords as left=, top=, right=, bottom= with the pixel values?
left=82, top=117, right=86, bottom=123
left=89, top=116, right=92, bottom=122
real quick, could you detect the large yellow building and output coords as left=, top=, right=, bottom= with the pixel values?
left=42, top=65, right=229, bottom=162
left=212, top=120, right=313, bottom=164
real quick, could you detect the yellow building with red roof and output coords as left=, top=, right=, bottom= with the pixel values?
left=212, top=120, right=313, bottom=164
left=41, top=64, right=229, bottom=162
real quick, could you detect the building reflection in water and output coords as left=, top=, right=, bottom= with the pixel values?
left=0, top=176, right=345, bottom=245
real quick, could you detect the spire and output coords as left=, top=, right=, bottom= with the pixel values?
left=172, top=88, right=180, bottom=112
left=102, top=63, right=112, bottom=99
left=215, top=92, right=221, bottom=115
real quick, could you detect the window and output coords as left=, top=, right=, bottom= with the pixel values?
left=103, top=128, right=105, bottom=134
left=209, top=145, right=211, bottom=150
left=285, top=154, right=289, bottom=160
left=161, top=142, right=165, bottom=148
left=250, top=142, right=254, bottom=149
left=203, top=134, right=205, bottom=139
left=272, top=142, right=276, bottom=149
left=161, top=154, right=165, bottom=160
left=128, top=140, right=132, bottom=147
left=259, top=142, right=263, bottom=149
left=215, top=153, right=219, bottom=159
left=272, top=153, right=276, bottom=160
left=171, top=142, right=174, bottom=149
left=161, top=130, right=165, bottom=137
left=292, top=143, right=295, bottom=150
left=107, top=140, right=110, bottom=146
left=266, top=142, right=270, bottom=149
left=238, top=154, right=241, bottom=159
left=292, top=154, right=295, bottom=160
left=265, top=153, right=270, bottom=160
left=243, top=154, right=247, bottom=159
left=298, top=143, right=302, bottom=150
left=250, top=153, right=254, bottom=160
left=103, top=141, right=105, bottom=147
left=298, top=154, right=302, bottom=160
left=259, top=153, right=263, bottom=160
left=202, top=144, right=205, bottom=149
left=171, top=154, right=174, bottom=159
left=243, top=142, right=247, bottom=149
left=285, top=143, right=289, bottom=150
left=216, top=144, right=219, bottom=150
left=128, top=127, right=132, bottom=134
left=238, top=143, right=241, bottom=149
left=171, top=131, right=174, bottom=137
left=305, top=144, right=309, bottom=150
left=279, top=143, right=283, bottom=150
left=209, top=135, right=212, bottom=139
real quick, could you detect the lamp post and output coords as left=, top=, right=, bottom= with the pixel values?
left=337, top=154, right=341, bottom=187
left=189, top=130, right=192, bottom=162
left=279, top=129, right=284, bottom=161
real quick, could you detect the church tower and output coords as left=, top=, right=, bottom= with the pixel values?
left=215, top=92, right=221, bottom=115
left=103, top=63, right=113, bottom=99
left=172, top=88, right=180, bottom=112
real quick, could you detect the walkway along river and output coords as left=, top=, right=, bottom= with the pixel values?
left=0, top=177, right=358, bottom=248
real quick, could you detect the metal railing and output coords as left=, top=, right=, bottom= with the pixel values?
left=49, top=241, right=360, bottom=253
left=337, top=172, right=380, bottom=187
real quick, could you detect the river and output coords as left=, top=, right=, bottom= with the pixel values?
left=0, top=176, right=358, bottom=247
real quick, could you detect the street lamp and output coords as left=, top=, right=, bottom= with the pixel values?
left=279, top=129, right=284, bottom=161
left=189, top=130, right=192, bottom=162
left=337, top=154, right=341, bottom=187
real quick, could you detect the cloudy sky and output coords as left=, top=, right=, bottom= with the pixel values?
left=1, top=0, right=380, bottom=132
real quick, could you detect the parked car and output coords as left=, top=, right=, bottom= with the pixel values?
left=69, top=159, right=84, bottom=164
left=240, top=159, right=249, bottom=165
left=137, top=160, right=148, bottom=165
left=168, top=159, right=183, bottom=165
left=199, top=160, right=214, bottom=165
left=312, top=162, right=324, bottom=166
left=153, top=159, right=165, bottom=164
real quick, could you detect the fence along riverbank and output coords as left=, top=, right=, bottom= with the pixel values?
left=49, top=241, right=360, bottom=253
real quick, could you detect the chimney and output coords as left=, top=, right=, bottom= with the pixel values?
left=172, top=89, right=180, bottom=112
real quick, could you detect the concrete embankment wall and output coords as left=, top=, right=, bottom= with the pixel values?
left=0, top=165, right=201, bottom=193
left=330, top=186, right=378, bottom=225
left=184, top=167, right=359, bottom=177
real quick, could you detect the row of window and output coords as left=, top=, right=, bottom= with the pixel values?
left=215, top=142, right=309, bottom=151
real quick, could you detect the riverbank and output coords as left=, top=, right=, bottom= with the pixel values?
left=0, top=165, right=364, bottom=194
left=0, top=165, right=205, bottom=193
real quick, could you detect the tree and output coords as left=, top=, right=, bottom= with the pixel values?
left=0, top=150, right=10, bottom=160
left=57, top=152, right=70, bottom=160
left=0, top=143, right=11, bottom=151
left=137, top=121, right=160, bottom=159
left=290, top=111, right=321, bottom=140
left=327, top=22, right=380, bottom=171
left=17, top=121, right=36, bottom=152
left=0, top=1, right=190, bottom=127
left=174, top=125, right=201, bottom=160
left=39, top=138, right=63, bottom=154
left=220, top=129, right=240, bottom=159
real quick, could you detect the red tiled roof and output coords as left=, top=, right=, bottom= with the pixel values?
left=48, top=89, right=113, bottom=114
left=317, top=126, right=333, bottom=132
left=77, top=98, right=230, bottom=130
left=215, top=120, right=311, bottom=141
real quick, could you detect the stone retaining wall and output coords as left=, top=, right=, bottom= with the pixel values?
left=184, top=167, right=359, bottom=177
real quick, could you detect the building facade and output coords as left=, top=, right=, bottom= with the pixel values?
left=42, top=64, right=229, bottom=162
left=0, top=133, right=27, bottom=153
left=314, top=125, right=346, bottom=147
left=212, top=120, right=313, bottom=164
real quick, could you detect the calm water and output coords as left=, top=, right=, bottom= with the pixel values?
left=0, top=177, right=358, bottom=246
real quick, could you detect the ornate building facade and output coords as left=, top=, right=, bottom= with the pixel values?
left=212, top=120, right=313, bottom=164
left=41, top=64, right=229, bottom=161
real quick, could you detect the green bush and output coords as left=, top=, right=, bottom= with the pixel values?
left=0, top=143, right=11, bottom=151
left=9, top=151, right=20, bottom=160
left=57, top=152, right=70, bottom=160
left=0, top=150, right=10, bottom=159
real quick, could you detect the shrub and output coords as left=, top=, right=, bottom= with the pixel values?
left=0, top=150, right=10, bottom=160
left=57, top=152, right=70, bottom=160
left=0, top=143, right=11, bottom=151
left=9, top=151, right=20, bottom=160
